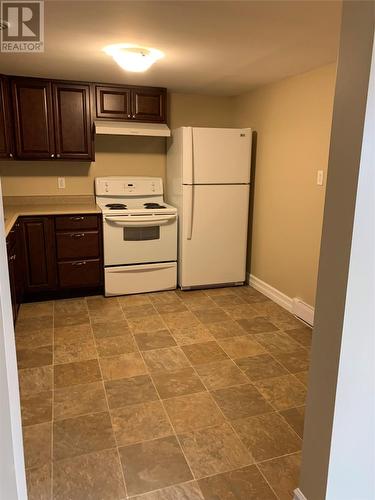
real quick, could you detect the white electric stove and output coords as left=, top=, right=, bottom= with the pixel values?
left=95, top=176, right=177, bottom=296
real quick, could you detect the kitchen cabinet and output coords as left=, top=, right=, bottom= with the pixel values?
left=94, top=84, right=166, bottom=123
left=6, top=220, right=24, bottom=322
left=11, top=78, right=55, bottom=159
left=0, top=76, right=13, bottom=160
left=11, top=78, right=94, bottom=161
left=21, top=216, right=57, bottom=294
left=52, top=82, right=93, bottom=160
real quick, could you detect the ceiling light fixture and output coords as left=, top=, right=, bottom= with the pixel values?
left=103, top=44, right=164, bottom=73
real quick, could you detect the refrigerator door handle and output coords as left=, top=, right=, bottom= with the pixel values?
left=186, top=185, right=194, bottom=240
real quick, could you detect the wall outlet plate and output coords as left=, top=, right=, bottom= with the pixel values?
left=58, top=177, right=66, bottom=189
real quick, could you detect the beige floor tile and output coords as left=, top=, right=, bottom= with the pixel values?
left=54, top=298, right=87, bottom=315
left=142, top=347, right=190, bottom=372
left=218, top=336, right=265, bottom=359
left=198, top=465, right=276, bottom=499
left=54, top=359, right=101, bottom=388
left=161, top=311, right=200, bottom=329
left=178, top=422, right=253, bottom=479
left=253, top=331, right=302, bottom=355
left=21, top=390, right=52, bottom=427
left=119, top=435, right=192, bottom=496
left=254, top=375, right=307, bottom=410
left=237, top=316, right=279, bottom=334
left=222, top=304, right=259, bottom=320
left=207, top=320, right=246, bottom=340
left=89, top=308, right=124, bottom=325
left=95, top=333, right=137, bottom=357
left=212, top=384, right=273, bottom=420
left=16, top=315, right=53, bottom=334
left=26, top=464, right=51, bottom=500
left=123, top=303, right=157, bottom=318
left=18, top=301, right=54, bottom=320
left=148, top=290, right=181, bottom=304
left=118, top=293, right=152, bottom=308
left=154, top=301, right=188, bottom=314
left=233, top=286, right=270, bottom=304
left=273, top=348, right=310, bottom=373
left=135, top=329, right=177, bottom=351
left=111, top=400, right=172, bottom=446
left=279, top=406, right=306, bottom=438
left=53, top=448, right=126, bottom=500
left=23, top=422, right=52, bottom=469
left=285, top=326, right=313, bottom=348
left=128, top=314, right=167, bottom=334
left=17, top=345, right=52, bottom=369
left=91, top=320, right=130, bottom=339
left=15, top=328, right=53, bottom=350
left=54, top=310, right=90, bottom=328
left=53, top=411, right=116, bottom=461
left=196, top=360, right=249, bottom=390
left=211, top=294, right=246, bottom=307
left=204, top=287, right=238, bottom=296
left=294, top=371, right=309, bottom=386
left=181, top=295, right=216, bottom=311
left=194, top=308, right=230, bottom=324
left=54, top=381, right=107, bottom=420
left=164, top=392, right=225, bottom=433
left=233, top=412, right=301, bottom=461
left=18, top=365, right=53, bottom=396
left=100, top=352, right=147, bottom=381
left=105, top=374, right=158, bottom=409
left=181, top=341, right=228, bottom=365
left=131, top=481, right=204, bottom=500
left=235, top=354, right=287, bottom=381
left=54, top=337, right=97, bottom=364
left=170, top=324, right=214, bottom=345
left=258, top=452, right=301, bottom=500
left=53, top=323, right=92, bottom=344
left=152, top=367, right=206, bottom=399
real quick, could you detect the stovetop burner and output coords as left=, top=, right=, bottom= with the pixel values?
left=144, top=203, right=166, bottom=209
left=106, top=203, right=127, bottom=210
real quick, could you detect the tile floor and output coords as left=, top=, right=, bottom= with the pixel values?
left=15, top=285, right=312, bottom=500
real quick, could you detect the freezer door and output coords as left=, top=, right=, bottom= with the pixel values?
left=180, top=184, right=250, bottom=287
left=183, top=127, right=251, bottom=185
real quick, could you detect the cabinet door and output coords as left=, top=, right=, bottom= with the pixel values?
left=95, top=85, right=131, bottom=120
left=131, top=87, right=166, bottom=122
left=21, top=217, right=57, bottom=293
left=52, top=82, right=93, bottom=160
left=11, top=78, right=55, bottom=159
left=0, top=76, right=13, bottom=160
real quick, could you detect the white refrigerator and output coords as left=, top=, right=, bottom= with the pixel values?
left=166, top=126, right=252, bottom=289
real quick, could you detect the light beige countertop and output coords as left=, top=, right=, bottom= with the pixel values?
left=3, top=196, right=101, bottom=236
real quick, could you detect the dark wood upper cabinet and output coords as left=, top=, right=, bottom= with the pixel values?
left=0, top=76, right=13, bottom=159
left=11, top=78, right=55, bottom=159
left=52, top=82, right=93, bottom=160
left=131, top=87, right=166, bottom=122
left=21, top=216, right=57, bottom=293
left=95, top=85, right=132, bottom=120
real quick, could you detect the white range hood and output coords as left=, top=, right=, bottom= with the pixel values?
left=95, top=121, right=171, bottom=137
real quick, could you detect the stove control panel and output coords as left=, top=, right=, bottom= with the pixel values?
left=95, top=177, right=163, bottom=196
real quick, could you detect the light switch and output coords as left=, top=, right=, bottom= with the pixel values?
left=58, top=177, right=66, bottom=189
left=317, top=170, right=324, bottom=186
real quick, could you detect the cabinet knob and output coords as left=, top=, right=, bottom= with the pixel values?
left=132, top=114, right=136, bottom=119
left=9, top=153, right=13, bottom=158
left=127, top=114, right=131, bottom=119
left=51, top=154, right=55, bottom=158
left=56, top=154, right=61, bottom=158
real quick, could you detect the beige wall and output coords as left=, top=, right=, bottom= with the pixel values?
left=234, top=63, right=336, bottom=306
left=0, top=92, right=233, bottom=197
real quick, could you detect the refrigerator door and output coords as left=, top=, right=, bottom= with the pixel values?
left=180, top=184, right=250, bottom=288
left=182, top=127, right=252, bottom=185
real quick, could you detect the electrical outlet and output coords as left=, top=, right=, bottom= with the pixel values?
left=58, top=177, right=66, bottom=189
left=317, top=170, right=324, bottom=186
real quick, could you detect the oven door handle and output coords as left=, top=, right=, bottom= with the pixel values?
left=104, top=214, right=177, bottom=227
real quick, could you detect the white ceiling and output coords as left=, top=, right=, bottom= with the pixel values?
left=0, top=0, right=342, bottom=96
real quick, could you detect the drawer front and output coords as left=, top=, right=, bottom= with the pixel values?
left=55, top=214, right=98, bottom=231
left=58, top=259, right=101, bottom=288
left=56, top=231, right=100, bottom=260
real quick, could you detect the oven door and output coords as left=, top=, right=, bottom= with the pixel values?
left=103, top=214, right=177, bottom=266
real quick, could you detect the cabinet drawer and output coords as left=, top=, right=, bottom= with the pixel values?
left=56, top=231, right=100, bottom=260
left=55, top=214, right=98, bottom=231
left=58, top=259, right=101, bottom=288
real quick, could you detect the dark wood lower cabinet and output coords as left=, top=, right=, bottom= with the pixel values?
left=6, top=214, right=103, bottom=317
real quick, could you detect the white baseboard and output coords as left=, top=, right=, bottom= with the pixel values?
left=247, top=273, right=314, bottom=326
left=294, top=488, right=308, bottom=500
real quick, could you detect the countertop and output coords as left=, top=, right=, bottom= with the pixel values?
left=3, top=196, right=101, bottom=237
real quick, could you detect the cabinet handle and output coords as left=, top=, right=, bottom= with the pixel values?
left=127, top=114, right=131, bottom=119
left=69, top=216, right=84, bottom=221
left=9, top=153, right=13, bottom=158
left=56, top=154, right=61, bottom=158
left=70, top=233, right=85, bottom=238
left=72, top=261, right=86, bottom=266
left=9, top=254, right=16, bottom=261
left=51, top=154, right=55, bottom=158
left=132, top=114, right=136, bottom=118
